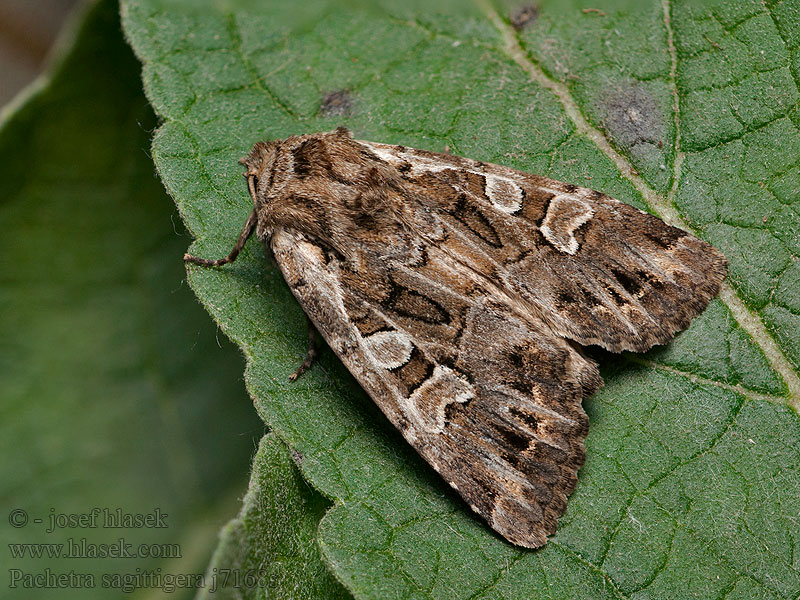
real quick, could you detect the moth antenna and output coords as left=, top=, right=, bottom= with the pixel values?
left=184, top=210, right=258, bottom=267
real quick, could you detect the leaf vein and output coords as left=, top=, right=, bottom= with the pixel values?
left=476, top=0, right=800, bottom=404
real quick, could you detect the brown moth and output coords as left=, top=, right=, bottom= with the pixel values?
left=185, top=127, right=727, bottom=548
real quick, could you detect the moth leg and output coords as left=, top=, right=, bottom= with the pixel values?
left=289, top=316, right=319, bottom=382
left=184, top=210, right=257, bottom=267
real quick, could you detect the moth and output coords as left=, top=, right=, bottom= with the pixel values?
left=185, top=127, right=727, bottom=548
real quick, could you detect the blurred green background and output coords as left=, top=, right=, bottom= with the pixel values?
left=0, top=1, right=263, bottom=598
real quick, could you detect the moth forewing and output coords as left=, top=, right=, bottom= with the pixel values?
left=184, top=127, right=728, bottom=548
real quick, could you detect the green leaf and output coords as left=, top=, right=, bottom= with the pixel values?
left=197, top=433, right=350, bottom=599
left=0, top=1, right=262, bottom=598
left=120, top=0, right=800, bottom=598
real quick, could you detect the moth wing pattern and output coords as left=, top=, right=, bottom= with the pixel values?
left=362, top=141, right=728, bottom=355
left=206, top=129, right=727, bottom=548
left=272, top=229, right=599, bottom=548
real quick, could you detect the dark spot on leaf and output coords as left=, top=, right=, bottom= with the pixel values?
left=601, top=84, right=665, bottom=150
left=291, top=449, right=304, bottom=465
left=320, top=90, right=353, bottom=118
left=510, top=4, right=539, bottom=30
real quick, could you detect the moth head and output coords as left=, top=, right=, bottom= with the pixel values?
left=240, top=128, right=356, bottom=205
left=239, top=139, right=291, bottom=208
